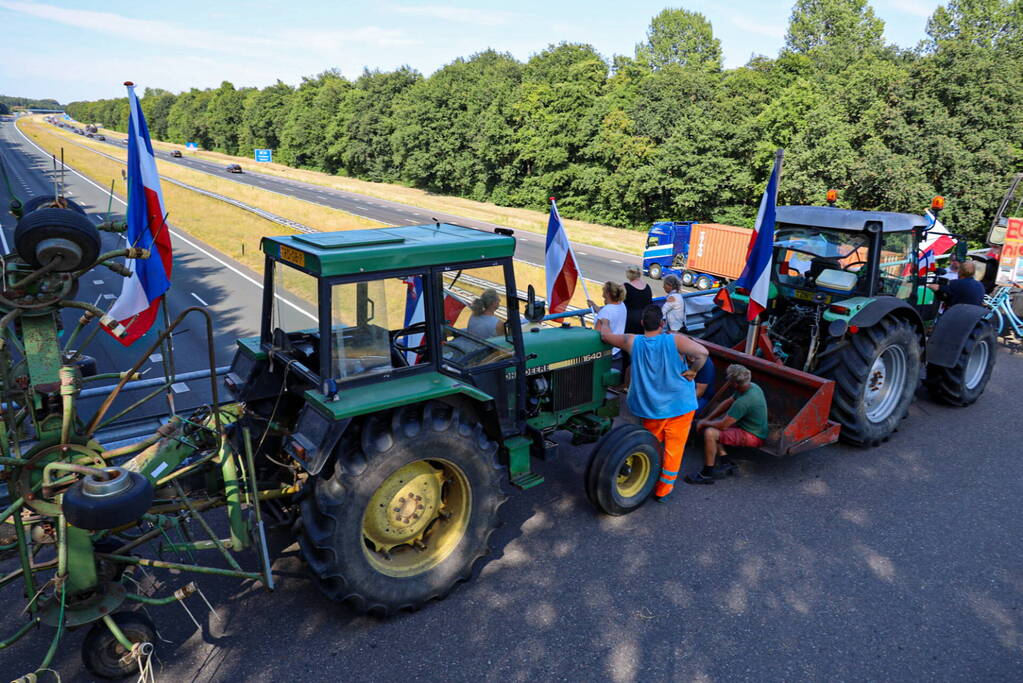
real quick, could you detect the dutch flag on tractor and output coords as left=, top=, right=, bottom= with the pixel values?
left=544, top=198, right=581, bottom=315
left=733, top=152, right=782, bottom=322
left=401, top=276, right=426, bottom=364
left=103, top=82, right=172, bottom=345
left=920, top=208, right=957, bottom=257
left=917, top=248, right=937, bottom=276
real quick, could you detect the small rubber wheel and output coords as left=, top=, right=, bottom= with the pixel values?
left=14, top=207, right=101, bottom=271
left=681, top=271, right=695, bottom=287
left=648, top=263, right=662, bottom=280
left=62, top=470, right=154, bottom=531
left=82, top=612, right=156, bottom=679
left=585, top=424, right=662, bottom=515
left=22, top=194, right=87, bottom=215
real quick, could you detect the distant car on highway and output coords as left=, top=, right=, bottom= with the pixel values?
left=225, top=164, right=243, bottom=174
left=97, top=135, right=105, bottom=141
left=171, top=150, right=183, bottom=158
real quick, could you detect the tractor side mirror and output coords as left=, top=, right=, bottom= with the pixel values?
left=524, top=285, right=546, bottom=323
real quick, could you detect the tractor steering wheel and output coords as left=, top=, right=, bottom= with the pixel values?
left=392, top=321, right=429, bottom=355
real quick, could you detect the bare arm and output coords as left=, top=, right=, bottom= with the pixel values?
left=673, top=334, right=708, bottom=379
left=596, top=318, right=632, bottom=353
left=697, top=396, right=734, bottom=431
left=586, top=299, right=603, bottom=313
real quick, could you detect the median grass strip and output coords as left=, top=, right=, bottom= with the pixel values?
left=90, top=124, right=646, bottom=256
left=24, top=117, right=382, bottom=233
left=21, top=118, right=592, bottom=316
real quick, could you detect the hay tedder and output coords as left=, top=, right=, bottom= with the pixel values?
left=2, top=196, right=717, bottom=678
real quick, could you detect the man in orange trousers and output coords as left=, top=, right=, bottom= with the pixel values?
left=598, top=304, right=708, bottom=501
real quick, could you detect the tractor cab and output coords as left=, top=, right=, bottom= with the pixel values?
left=225, top=225, right=530, bottom=465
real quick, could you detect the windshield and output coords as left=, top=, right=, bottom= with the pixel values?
left=774, top=225, right=872, bottom=291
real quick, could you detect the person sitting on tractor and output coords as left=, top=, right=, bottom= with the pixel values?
left=928, top=259, right=985, bottom=307
left=687, top=364, right=769, bottom=485
left=467, top=288, right=506, bottom=338
left=694, top=357, right=716, bottom=416
left=588, top=281, right=628, bottom=359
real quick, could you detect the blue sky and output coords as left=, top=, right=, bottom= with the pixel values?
left=0, top=0, right=943, bottom=103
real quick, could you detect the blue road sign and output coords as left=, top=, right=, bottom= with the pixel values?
left=185, top=142, right=198, bottom=151
left=254, top=148, right=272, bottom=163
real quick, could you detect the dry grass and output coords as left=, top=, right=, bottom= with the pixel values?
left=92, top=125, right=646, bottom=256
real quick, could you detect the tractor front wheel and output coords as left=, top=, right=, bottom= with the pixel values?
left=815, top=316, right=921, bottom=446
left=925, top=318, right=996, bottom=406
left=300, top=401, right=506, bottom=615
left=585, top=424, right=662, bottom=515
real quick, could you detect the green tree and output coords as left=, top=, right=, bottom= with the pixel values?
left=926, top=0, right=1023, bottom=49
left=241, top=80, right=294, bottom=151
left=785, top=0, right=885, bottom=55
left=140, top=88, right=176, bottom=141
left=636, top=8, right=722, bottom=71
left=205, top=81, right=248, bottom=155
left=278, top=70, right=349, bottom=170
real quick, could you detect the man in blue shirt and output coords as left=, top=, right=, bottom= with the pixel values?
left=694, top=358, right=716, bottom=415
left=930, top=260, right=985, bottom=307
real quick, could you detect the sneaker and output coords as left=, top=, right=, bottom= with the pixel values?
left=683, top=472, right=714, bottom=485
left=711, top=461, right=737, bottom=479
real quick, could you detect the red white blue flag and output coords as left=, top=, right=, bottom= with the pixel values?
left=735, top=155, right=781, bottom=322
left=402, top=276, right=425, bottom=364
left=545, top=198, right=580, bottom=315
left=921, top=209, right=956, bottom=256
left=917, top=248, right=936, bottom=276
left=105, top=82, right=172, bottom=345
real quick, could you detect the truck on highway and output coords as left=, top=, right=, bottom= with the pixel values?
left=642, top=221, right=750, bottom=289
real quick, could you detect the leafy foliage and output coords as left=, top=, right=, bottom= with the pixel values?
left=63, top=1, right=1023, bottom=242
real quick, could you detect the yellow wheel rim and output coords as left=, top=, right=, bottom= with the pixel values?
left=362, top=459, right=471, bottom=578
left=615, top=451, right=651, bottom=498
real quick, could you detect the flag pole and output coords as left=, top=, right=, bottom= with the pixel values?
left=744, top=148, right=783, bottom=355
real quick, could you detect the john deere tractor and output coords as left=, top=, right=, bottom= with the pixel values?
left=700, top=205, right=996, bottom=446
left=225, top=223, right=661, bottom=614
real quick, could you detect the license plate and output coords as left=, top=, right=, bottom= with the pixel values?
left=279, top=245, right=305, bottom=267
left=794, top=289, right=830, bottom=304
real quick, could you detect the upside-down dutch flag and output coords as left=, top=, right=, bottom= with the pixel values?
left=921, top=209, right=956, bottom=257
left=734, top=155, right=781, bottom=322
left=545, top=198, right=580, bottom=315
left=402, top=276, right=425, bottom=364
left=104, top=82, right=172, bottom=345
left=917, top=249, right=936, bottom=276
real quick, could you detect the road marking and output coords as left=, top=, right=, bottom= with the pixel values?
left=578, top=252, right=588, bottom=255
left=14, top=122, right=318, bottom=323
left=610, top=259, right=622, bottom=264
left=190, top=292, right=210, bottom=307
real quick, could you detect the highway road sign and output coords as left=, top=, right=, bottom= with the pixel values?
left=185, top=142, right=198, bottom=151
left=254, top=148, right=272, bottom=163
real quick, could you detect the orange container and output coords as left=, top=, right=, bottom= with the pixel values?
left=685, top=223, right=752, bottom=280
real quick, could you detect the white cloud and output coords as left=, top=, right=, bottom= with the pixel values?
left=389, top=4, right=518, bottom=27
left=729, top=13, right=786, bottom=40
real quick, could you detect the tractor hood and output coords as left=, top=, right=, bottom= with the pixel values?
left=522, top=326, right=611, bottom=374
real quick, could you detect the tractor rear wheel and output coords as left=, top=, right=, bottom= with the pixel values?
left=815, top=316, right=921, bottom=446
left=299, top=401, right=506, bottom=615
left=699, top=308, right=745, bottom=348
left=924, top=318, right=996, bottom=406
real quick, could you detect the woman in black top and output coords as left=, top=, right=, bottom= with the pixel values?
left=623, top=265, right=652, bottom=334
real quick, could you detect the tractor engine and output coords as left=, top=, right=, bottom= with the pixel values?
left=767, top=299, right=827, bottom=371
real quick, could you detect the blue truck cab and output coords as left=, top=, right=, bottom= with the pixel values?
left=642, top=221, right=694, bottom=280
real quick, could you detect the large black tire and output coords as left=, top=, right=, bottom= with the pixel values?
left=815, top=316, right=921, bottom=447
left=585, top=424, right=662, bottom=515
left=925, top=318, right=997, bottom=406
left=648, top=263, right=662, bottom=280
left=22, top=194, right=87, bottom=215
left=14, top=207, right=101, bottom=271
left=82, top=611, right=156, bottom=679
left=299, top=401, right=506, bottom=615
left=699, top=307, right=746, bottom=347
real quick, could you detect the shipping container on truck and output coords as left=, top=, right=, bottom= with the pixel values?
left=642, top=221, right=751, bottom=289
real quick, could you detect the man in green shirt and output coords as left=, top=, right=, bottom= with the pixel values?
left=686, top=364, right=769, bottom=485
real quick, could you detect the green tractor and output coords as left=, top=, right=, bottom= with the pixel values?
left=700, top=204, right=997, bottom=446
left=225, top=223, right=661, bottom=614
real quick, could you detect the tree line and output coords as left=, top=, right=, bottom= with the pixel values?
left=66, top=0, right=1023, bottom=243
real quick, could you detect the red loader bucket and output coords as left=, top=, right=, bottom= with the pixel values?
left=700, top=340, right=841, bottom=456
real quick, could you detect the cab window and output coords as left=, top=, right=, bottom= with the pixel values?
left=330, top=275, right=431, bottom=381
left=438, top=265, right=514, bottom=369
left=878, top=232, right=914, bottom=298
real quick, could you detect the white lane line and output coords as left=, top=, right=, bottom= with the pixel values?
left=14, top=122, right=318, bottom=323
left=610, top=259, right=622, bottom=264
left=578, top=251, right=588, bottom=255
left=190, top=292, right=210, bottom=307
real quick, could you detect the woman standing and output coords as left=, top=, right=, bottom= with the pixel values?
left=587, top=282, right=627, bottom=358
left=661, top=275, right=686, bottom=333
left=623, top=265, right=652, bottom=335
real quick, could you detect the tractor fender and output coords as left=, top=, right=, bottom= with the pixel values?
left=926, top=303, right=990, bottom=369
left=849, top=298, right=925, bottom=342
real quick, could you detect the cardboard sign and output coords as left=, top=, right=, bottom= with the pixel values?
left=996, top=217, right=1023, bottom=285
